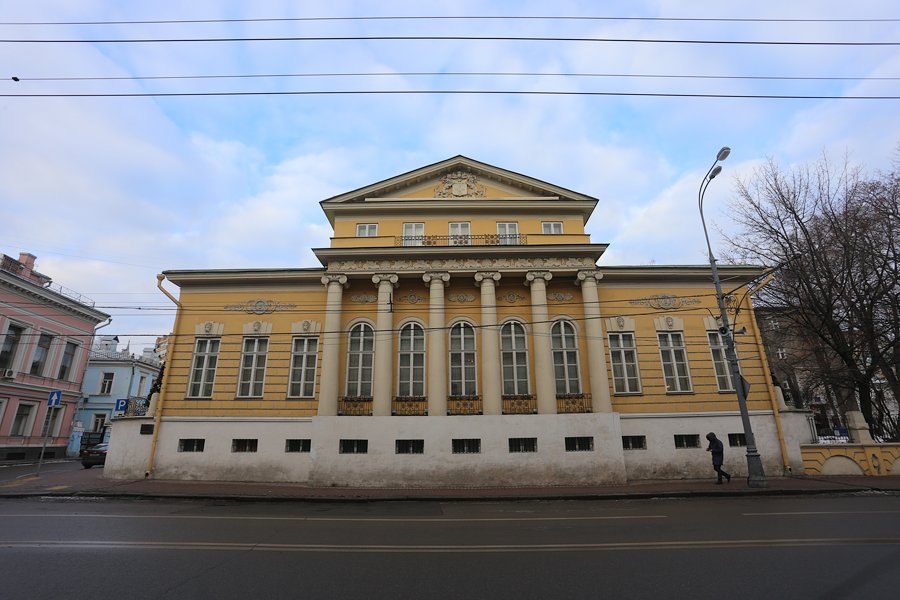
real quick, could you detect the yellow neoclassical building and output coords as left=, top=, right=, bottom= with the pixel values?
left=107, top=156, right=811, bottom=485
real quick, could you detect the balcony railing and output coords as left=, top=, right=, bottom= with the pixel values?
left=447, top=395, right=482, bottom=415
left=338, top=396, right=373, bottom=416
left=395, top=234, right=527, bottom=247
left=502, top=394, right=537, bottom=414
left=392, top=396, right=428, bottom=416
left=556, top=393, right=592, bottom=413
left=807, top=414, right=851, bottom=444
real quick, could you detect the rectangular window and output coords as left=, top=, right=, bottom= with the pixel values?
left=356, top=223, right=377, bottom=237
left=452, top=438, right=481, bottom=454
left=402, top=222, right=425, bottom=246
left=188, top=338, right=220, bottom=398
left=395, top=439, right=425, bottom=454
left=658, top=332, right=692, bottom=392
left=728, top=433, right=747, bottom=447
left=238, top=337, right=268, bottom=397
left=91, top=413, right=107, bottom=432
left=339, top=439, right=369, bottom=454
left=289, top=337, right=318, bottom=397
left=508, top=437, right=538, bottom=453
left=285, top=439, right=311, bottom=453
left=29, top=333, right=54, bottom=376
left=231, top=438, right=258, bottom=453
left=674, top=434, right=701, bottom=449
left=0, top=324, right=25, bottom=371
left=565, top=436, right=594, bottom=452
left=708, top=331, right=735, bottom=391
left=609, top=333, right=641, bottom=393
left=449, top=222, right=471, bottom=245
left=138, top=375, right=147, bottom=395
left=496, top=222, right=519, bottom=245
left=178, top=438, right=206, bottom=452
left=542, top=221, right=563, bottom=235
left=57, top=341, right=78, bottom=380
left=99, top=372, right=115, bottom=395
left=40, top=406, right=62, bottom=437
left=11, top=403, right=35, bottom=436
left=622, top=435, right=647, bottom=450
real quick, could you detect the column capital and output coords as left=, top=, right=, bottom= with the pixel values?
left=525, top=270, right=553, bottom=285
left=321, top=274, right=348, bottom=288
left=372, top=273, right=399, bottom=287
left=576, top=269, right=603, bottom=285
left=474, top=271, right=501, bottom=286
left=423, top=271, right=450, bottom=286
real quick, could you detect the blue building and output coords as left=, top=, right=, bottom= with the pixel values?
left=69, top=336, right=161, bottom=453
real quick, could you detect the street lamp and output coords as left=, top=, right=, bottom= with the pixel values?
left=698, top=147, right=768, bottom=488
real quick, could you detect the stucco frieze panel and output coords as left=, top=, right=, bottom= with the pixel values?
left=350, top=294, right=377, bottom=303
left=396, top=292, right=426, bottom=304
left=547, top=292, right=574, bottom=302
left=195, top=321, right=225, bottom=336
left=447, top=293, right=475, bottom=303
left=628, top=294, right=700, bottom=311
left=224, top=299, right=298, bottom=314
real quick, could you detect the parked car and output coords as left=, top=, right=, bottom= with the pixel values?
left=80, top=443, right=108, bottom=469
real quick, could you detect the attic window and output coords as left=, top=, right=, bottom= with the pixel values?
left=542, top=221, right=563, bottom=235
left=356, top=224, right=377, bottom=237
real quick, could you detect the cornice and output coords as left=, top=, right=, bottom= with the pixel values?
left=163, top=268, right=326, bottom=288
left=597, top=264, right=766, bottom=285
left=0, top=271, right=109, bottom=323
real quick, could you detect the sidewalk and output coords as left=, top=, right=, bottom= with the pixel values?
left=2, top=462, right=900, bottom=502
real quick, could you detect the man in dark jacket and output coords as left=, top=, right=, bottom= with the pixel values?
left=706, top=432, right=731, bottom=484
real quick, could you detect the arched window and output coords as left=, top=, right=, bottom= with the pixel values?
left=345, top=323, right=374, bottom=397
left=551, top=320, right=581, bottom=395
left=398, top=323, right=425, bottom=397
left=500, top=321, right=529, bottom=395
left=449, top=322, right=477, bottom=396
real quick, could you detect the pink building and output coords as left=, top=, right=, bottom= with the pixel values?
left=0, top=252, right=109, bottom=460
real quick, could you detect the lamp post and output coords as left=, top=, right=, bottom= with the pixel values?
left=698, top=147, right=768, bottom=488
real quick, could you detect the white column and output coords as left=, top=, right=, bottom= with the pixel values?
left=423, top=271, right=450, bottom=416
left=526, top=270, right=556, bottom=414
left=317, top=274, right=348, bottom=416
left=371, top=273, right=398, bottom=416
left=577, top=269, right=612, bottom=412
left=474, top=271, right=502, bottom=415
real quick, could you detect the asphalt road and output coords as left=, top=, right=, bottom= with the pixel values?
left=1, top=492, right=898, bottom=600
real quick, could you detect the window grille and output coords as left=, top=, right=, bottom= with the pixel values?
left=622, top=435, right=647, bottom=450
left=285, top=439, right=311, bottom=453
left=674, top=434, right=701, bottom=449
left=395, top=439, right=425, bottom=454
left=178, top=438, right=205, bottom=452
left=231, top=438, right=258, bottom=453
left=452, top=438, right=481, bottom=454
left=508, top=437, right=538, bottom=453
left=339, top=439, right=369, bottom=454
left=565, top=436, right=594, bottom=452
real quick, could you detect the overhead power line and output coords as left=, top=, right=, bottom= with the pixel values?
left=1, top=15, right=898, bottom=26
left=11, top=70, right=900, bottom=82
left=2, top=89, right=897, bottom=100
left=1, top=34, right=898, bottom=46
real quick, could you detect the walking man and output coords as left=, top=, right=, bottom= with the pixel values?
left=706, top=432, right=731, bottom=484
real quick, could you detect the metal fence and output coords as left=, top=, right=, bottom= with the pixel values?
left=807, top=414, right=851, bottom=444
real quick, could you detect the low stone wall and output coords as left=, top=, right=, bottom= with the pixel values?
left=801, top=444, right=900, bottom=476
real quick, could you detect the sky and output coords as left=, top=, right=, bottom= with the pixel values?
left=1, top=0, right=898, bottom=352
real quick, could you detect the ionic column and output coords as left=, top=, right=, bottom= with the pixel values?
left=474, top=271, right=502, bottom=415
left=317, top=274, right=347, bottom=416
left=526, top=270, right=556, bottom=414
left=423, top=271, right=450, bottom=417
left=577, top=270, right=612, bottom=412
left=372, top=273, right=398, bottom=416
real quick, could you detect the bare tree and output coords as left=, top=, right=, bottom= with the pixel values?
left=727, top=154, right=899, bottom=440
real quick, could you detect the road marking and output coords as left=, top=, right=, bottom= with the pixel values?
left=0, top=477, right=39, bottom=489
left=0, top=513, right=667, bottom=523
left=43, top=486, right=70, bottom=491
left=1, top=538, right=898, bottom=553
left=744, top=511, right=900, bottom=516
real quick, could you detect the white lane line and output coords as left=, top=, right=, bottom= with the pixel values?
left=1, top=538, right=898, bottom=553
left=0, top=513, right=667, bottom=523
left=744, top=511, right=900, bottom=516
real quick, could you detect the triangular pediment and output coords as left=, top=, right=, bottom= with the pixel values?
left=320, top=155, right=598, bottom=204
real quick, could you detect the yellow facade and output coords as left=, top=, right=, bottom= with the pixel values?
left=157, top=156, right=773, bottom=422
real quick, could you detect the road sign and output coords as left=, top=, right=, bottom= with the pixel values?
left=47, top=390, right=62, bottom=407
left=114, top=398, right=128, bottom=413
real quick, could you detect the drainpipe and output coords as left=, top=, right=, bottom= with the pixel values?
left=146, top=274, right=181, bottom=478
left=744, top=278, right=792, bottom=475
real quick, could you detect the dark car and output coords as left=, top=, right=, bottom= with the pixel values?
left=80, top=443, right=108, bottom=469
